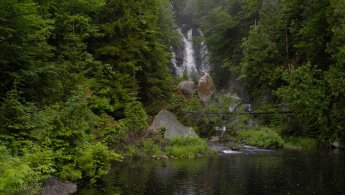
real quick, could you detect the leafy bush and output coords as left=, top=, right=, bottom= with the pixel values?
left=126, top=138, right=164, bottom=159
left=284, top=137, right=318, bottom=150
left=77, top=142, right=121, bottom=184
left=168, top=92, right=246, bottom=137
left=165, top=137, right=208, bottom=158
left=141, top=139, right=163, bottom=156
left=276, top=63, right=330, bottom=139
left=0, top=89, right=37, bottom=153
left=124, top=101, right=148, bottom=133
left=0, top=146, right=41, bottom=195
left=237, top=127, right=285, bottom=149
left=127, top=145, right=141, bottom=159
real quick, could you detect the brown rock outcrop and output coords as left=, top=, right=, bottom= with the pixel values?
left=197, top=72, right=215, bottom=104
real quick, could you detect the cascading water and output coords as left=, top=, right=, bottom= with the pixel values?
left=181, top=29, right=197, bottom=75
left=198, top=29, right=210, bottom=73
left=171, top=28, right=210, bottom=78
left=170, top=51, right=183, bottom=77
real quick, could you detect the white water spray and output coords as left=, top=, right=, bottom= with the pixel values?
left=180, top=29, right=197, bottom=75
left=198, top=29, right=210, bottom=73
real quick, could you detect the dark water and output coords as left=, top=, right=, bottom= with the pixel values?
left=78, top=150, right=345, bottom=195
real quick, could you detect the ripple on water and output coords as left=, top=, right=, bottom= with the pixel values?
left=78, top=150, right=345, bottom=195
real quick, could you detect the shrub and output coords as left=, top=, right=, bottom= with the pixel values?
left=141, top=139, right=163, bottom=156
left=0, top=146, right=41, bottom=194
left=284, top=136, right=318, bottom=150
left=126, top=138, right=164, bottom=158
left=77, top=142, right=121, bottom=184
left=165, top=137, right=208, bottom=158
left=124, top=101, right=148, bottom=133
left=237, top=127, right=285, bottom=149
left=127, top=145, right=141, bottom=159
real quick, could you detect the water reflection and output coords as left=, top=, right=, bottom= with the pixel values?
left=78, top=150, right=345, bottom=195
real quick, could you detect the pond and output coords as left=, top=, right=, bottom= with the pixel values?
left=78, top=150, right=345, bottom=195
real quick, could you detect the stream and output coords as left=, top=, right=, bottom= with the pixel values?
left=78, top=149, right=345, bottom=195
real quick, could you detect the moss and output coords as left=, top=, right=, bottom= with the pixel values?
left=236, top=127, right=285, bottom=149
left=165, top=137, right=208, bottom=158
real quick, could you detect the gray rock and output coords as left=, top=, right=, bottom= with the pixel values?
left=209, top=136, right=220, bottom=142
left=177, top=80, right=196, bottom=99
left=244, top=104, right=253, bottom=112
left=149, top=110, right=197, bottom=140
left=229, top=102, right=242, bottom=113
left=332, top=138, right=345, bottom=149
left=39, top=177, right=77, bottom=195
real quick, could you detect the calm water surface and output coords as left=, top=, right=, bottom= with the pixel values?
left=79, top=150, right=345, bottom=195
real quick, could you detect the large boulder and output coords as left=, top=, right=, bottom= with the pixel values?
left=149, top=110, right=197, bottom=140
left=39, top=177, right=77, bottom=195
left=177, top=80, right=196, bottom=99
left=197, top=72, right=215, bottom=104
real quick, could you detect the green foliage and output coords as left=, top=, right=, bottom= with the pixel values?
left=124, top=101, right=148, bottom=133
left=0, top=89, right=36, bottom=150
left=191, top=0, right=345, bottom=145
left=241, top=26, right=280, bottom=100
left=276, top=63, right=330, bottom=138
left=0, top=0, right=54, bottom=100
left=165, top=137, right=208, bottom=158
left=192, top=0, right=260, bottom=87
left=167, top=92, right=257, bottom=137
left=76, top=142, right=121, bottom=184
left=326, top=0, right=345, bottom=141
left=237, top=127, right=285, bottom=149
left=93, top=0, right=173, bottom=108
left=284, top=136, right=318, bottom=150
left=141, top=139, right=163, bottom=156
left=0, top=146, right=41, bottom=194
left=168, top=93, right=202, bottom=112
left=125, top=138, right=164, bottom=159
left=127, top=145, right=141, bottom=159
left=0, top=0, right=175, bottom=189
left=158, top=0, right=179, bottom=47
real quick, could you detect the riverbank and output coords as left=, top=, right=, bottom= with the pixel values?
left=77, top=149, right=345, bottom=195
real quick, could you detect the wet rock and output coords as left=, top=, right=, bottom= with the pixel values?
left=209, top=136, right=220, bottom=142
left=229, top=102, right=242, bottom=113
left=244, top=104, right=253, bottom=112
left=152, top=155, right=169, bottom=160
left=177, top=80, right=196, bottom=99
left=332, top=138, right=345, bottom=149
left=39, top=177, right=77, bottom=195
left=197, top=72, right=215, bottom=104
left=149, top=110, right=197, bottom=140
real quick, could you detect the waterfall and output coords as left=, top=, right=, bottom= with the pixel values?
left=171, top=27, right=210, bottom=78
left=198, top=29, right=210, bottom=73
left=170, top=51, right=183, bottom=77
left=180, top=29, right=197, bottom=76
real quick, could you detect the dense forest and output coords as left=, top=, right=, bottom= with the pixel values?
left=0, top=0, right=344, bottom=193
left=184, top=0, right=345, bottom=143
left=0, top=0, right=176, bottom=193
